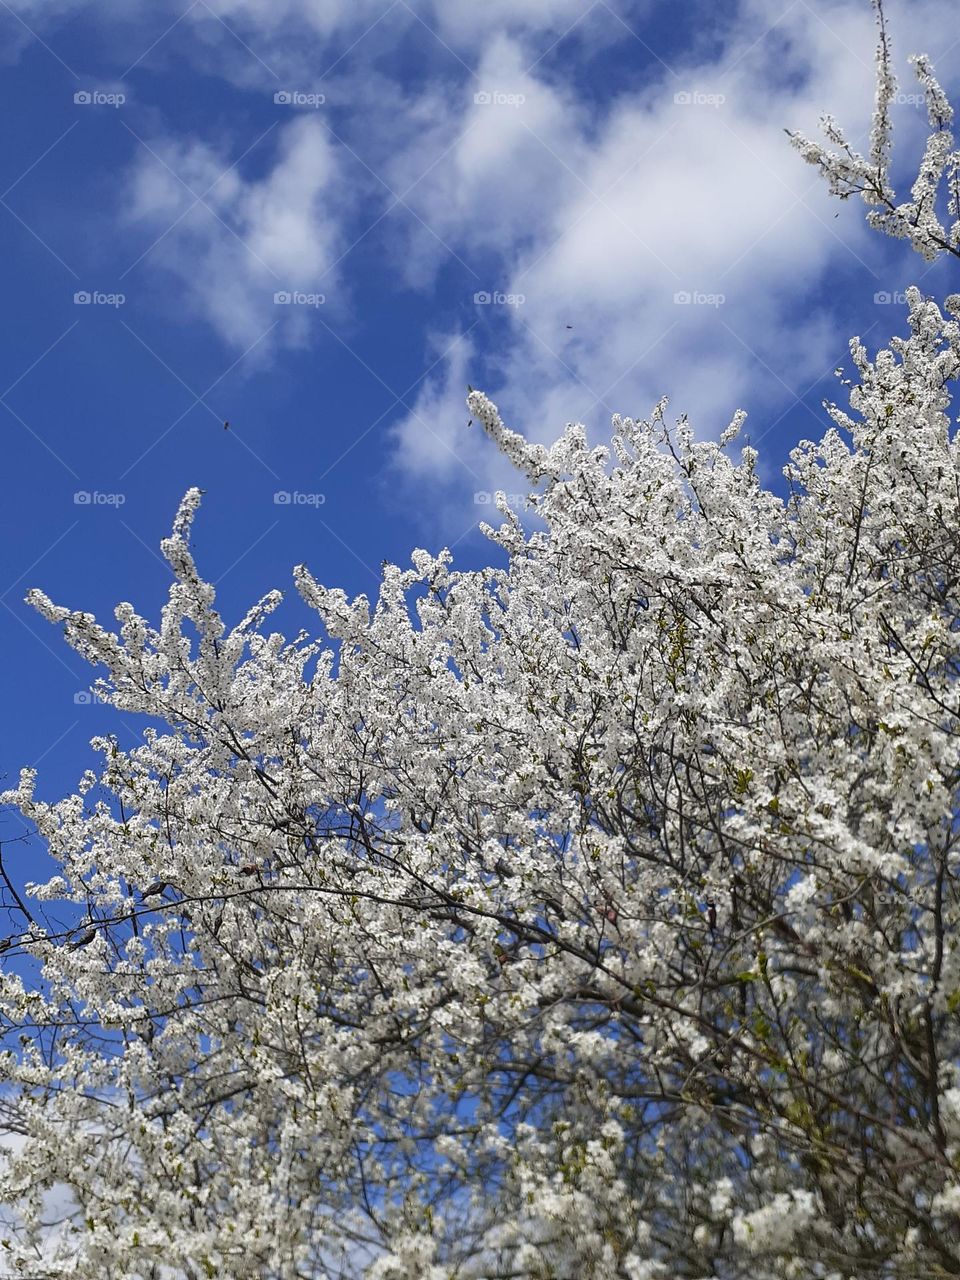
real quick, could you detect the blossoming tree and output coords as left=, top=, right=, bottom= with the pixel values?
left=788, top=0, right=960, bottom=262
left=2, top=6, right=960, bottom=1277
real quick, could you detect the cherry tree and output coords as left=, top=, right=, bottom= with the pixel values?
left=1, top=8, right=960, bottom=1279
left=788, top=0, right=960, bottom=262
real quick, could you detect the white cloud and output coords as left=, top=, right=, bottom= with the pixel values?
left=20, top=0, right=607, bottom=84
left=16, top=0, right=957, bottom=518
left=197, top=0, right=592, bottom=44
left=383, top=0, right=960, bottom=521
left=388, top=330, right=478, bottom=483
left=123, top=115, right=346, bottom=353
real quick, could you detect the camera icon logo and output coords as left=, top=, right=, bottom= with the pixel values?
left=473, top=291, right=491, bottom=304
left=474, top=91, right=492, bottom=105
left=274, top=91, right=292, bottom=104
left=74, top=291, right=91, bottom=304
left=274, top=291, right=292, bottom=304
left=274, top=491, right=292, bottom=504
left=74, top=90, right=92, bottom=104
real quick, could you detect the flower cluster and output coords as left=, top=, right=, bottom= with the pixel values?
left=788, top=0, right=960, bottom=262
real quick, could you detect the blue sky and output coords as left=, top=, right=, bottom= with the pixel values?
left=0, top=0, right=958, bottom=825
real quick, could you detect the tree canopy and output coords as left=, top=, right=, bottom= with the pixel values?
left=2, top=4, right=960, bottom=1277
